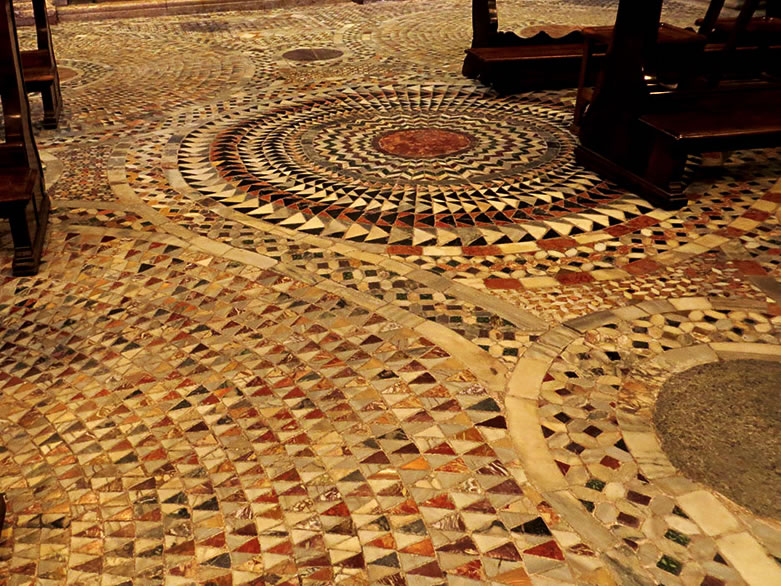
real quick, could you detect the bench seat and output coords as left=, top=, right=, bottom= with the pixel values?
left=21, top=49, right=56, bottom=85
left=464, top=42, right=601, bottom=92
left=578, top=86, right=781, bottom=209
left=0, top=168, right=39, bottom=204
left=639, top=87, right=781, bottom=149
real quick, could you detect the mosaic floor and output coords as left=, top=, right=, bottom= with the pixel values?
left=2, top=1, right=780, bottom=584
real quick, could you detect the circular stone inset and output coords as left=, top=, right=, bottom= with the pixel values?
left=282, top=48, right=344, bottom=62
left=654, top=359, right=781, bottom=519
left=375, top=128, right=473, bottom=158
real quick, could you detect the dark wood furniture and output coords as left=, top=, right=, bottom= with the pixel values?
left=1, top=0, right=50, bottom=275
left=462, top=0, right=704, bottom=93
left=575, top=0, right=781, bottom=209
left=573, top=0, right=781, bottom=129
left=466, top=0, right=781, bottom=96
left=21, top=0, right=61, bottom=129
left=572, top=23, right=706, bottom=129
left=462, top=0, right=597, bottom=93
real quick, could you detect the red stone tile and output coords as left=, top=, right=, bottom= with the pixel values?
left=447, top=559, right=483, bottom=580
left=555, top=271, right=594, bottom=285
left=400, top=539, right=435, bottom=557
left=600, top=456, right=621, bottom=470
left=485, top=277, right=522, bottom=290
left=387, top=245, right=423, bottom=255
left=605, top=224, right=634, bottom=237
left=629, top=215, right=660, bottom=229
left=538, top=237, right=578, bottom=251
left=624, top=258, right=662, bottom=276
left=408, top=561, right=444, bottom=578
left=462, top=245, right=502, bottom=256
left=716, top=227, right=745, bottom=238
left=732, top=260, right=767, bottom=276
left=743, top=209, right=770, bottom=222
left=763, top=192, right=781, bottom=203
left=524, top=540, right=565, bottom=561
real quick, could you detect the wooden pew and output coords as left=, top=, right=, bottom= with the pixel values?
left=572, top=22, right=705, bottom=130
left=1, top=0, right=50, bottom=276
left=462, top=0, right=705, bottom=93
left=462, top=0, right=595, bottom=93
left=573, top=0, right=781, bottom=129
left=575, top=0, right=781, bottom=209
left=467, top=0, right=781, bottom=96
left=21, top=0, right=61, bottom=129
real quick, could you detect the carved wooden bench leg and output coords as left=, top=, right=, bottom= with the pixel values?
left=5, top=190, right=50, bottom=277
left=644, top=134, right=689, bottom=207
left=39, top=74, right=62, bottom=129
left=462, top=51, right=482, bottom=78
left=573, top=37, right=599, bottom=131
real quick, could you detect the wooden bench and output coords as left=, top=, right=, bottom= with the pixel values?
left=573, top=23, right=706, bottom=129
left=575, top=0, right=781, bottom=209
left=1, top=0, right=50, bottom=275
left=463, top=0, right=727, bottom=95
left=21, top=0, right=62, bottom=129
left=573, top=0, right=781, bottom=130
left=580, top=86, right=781, bottom=208
left=462, top=0, right=599, bottom=93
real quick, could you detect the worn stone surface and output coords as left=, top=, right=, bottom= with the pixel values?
left=654, top=359, right=781, bottom=519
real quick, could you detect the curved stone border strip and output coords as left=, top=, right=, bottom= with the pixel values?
left=101, top=142, right=512, bottom=394
left=155, top=101, right=549, bottom=334
left=506, top=297, right=781, bottom=585
left=112, top=133, right=546, bottom=336
left=40, top=150, right=64, bottom=191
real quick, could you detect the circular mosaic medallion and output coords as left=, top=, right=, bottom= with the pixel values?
left=654, top=359, right=781, bottom=519
left=282, top=47, right=344, bottom=62
left=176, top=84, right=652, bottom=249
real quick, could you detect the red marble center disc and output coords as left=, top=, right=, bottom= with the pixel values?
left=59, top=67, right=79, bottom=82
left=375, top=128, right=473, bottom=158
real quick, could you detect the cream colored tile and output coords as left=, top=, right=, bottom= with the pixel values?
left=717, top=532, right=781, bottom=585
left=693, top=234, right=729, bottom=249
left=677, top=491, right=740, bottom=536
left=729, top=217, right=759, bottom=231
left=520, top=276, right=559, bottom=289
left=508, top=358, right=549, bottom=399
left=652, top=344, right=718, bottom=372
left=590, top=268, right=630, bottom=281
left=710, top=342, right=781, bottom=361
left=668, top=297, right=712, bottom=312
left=505, top=397, right=566, bottom=491
left=751, top=199, right=777, bottom=213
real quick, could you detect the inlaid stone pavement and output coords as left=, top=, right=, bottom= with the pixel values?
left=1, top=0, right=780, bottom=585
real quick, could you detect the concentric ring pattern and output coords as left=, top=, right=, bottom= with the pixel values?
left=178, top=84, right=652, bottom=248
